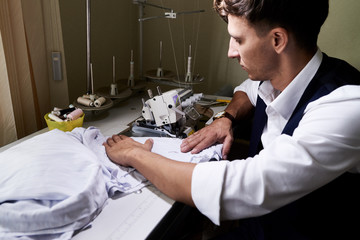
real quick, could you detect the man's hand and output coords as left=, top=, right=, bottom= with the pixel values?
left=103, top=135, right=153, bottom=167
left=103, top=134, right=196, bottom=206
left=180, top=117, right=233, bottom=159
left=180, top=91, right=254, bottom=158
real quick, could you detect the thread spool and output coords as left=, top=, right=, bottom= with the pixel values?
left=58, top=107, right=76, bottom=116
left=51, top=110, right=61, bottom=116
left=48, top=113, right=64, bottom=122
left=157, top=41, right=163, bottom=77
left=185, top=45, right=193, bottom=82
left=82, top=94, right=91, bottom=99
left=110, top=83, right=118, bottom=96
left=156, top=67, right=163, bottom=77
left=128, top=50, right=135, bottom=87
left=77, top=96, right=93, bottom=106
left=67, top=108, right=83, bottom=121
left=94, top=96, right=106, bottom=107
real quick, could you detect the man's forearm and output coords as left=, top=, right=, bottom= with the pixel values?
left=225, top=91, right=254, bottom=121
left=131, top=149, right=196, bottom=206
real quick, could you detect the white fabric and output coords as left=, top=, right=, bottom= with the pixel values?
left=0, top=129, right=108, bottom=240
left=0, top=127, right=222, bottom=239
left=67, top=127, right=148, bottom=196
left=192, top=51, right=360, bottom=225
left=133, top=137, right=223, bottom=163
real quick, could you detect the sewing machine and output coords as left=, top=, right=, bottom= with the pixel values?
left=132, top=87, right=203, bottom=138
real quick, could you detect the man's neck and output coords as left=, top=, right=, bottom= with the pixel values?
left=271, top=48, right=317, bottom=91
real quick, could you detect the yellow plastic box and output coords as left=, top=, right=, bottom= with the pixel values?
left=44, top=113, right=84, bottom=132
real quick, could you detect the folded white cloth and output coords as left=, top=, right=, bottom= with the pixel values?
left=0, top=127, right=222, bottom=239
left=0, top=128, right=108, bottom=240
left=68, top=127, right=148, bottom=196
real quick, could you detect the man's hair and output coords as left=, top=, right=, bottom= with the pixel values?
left=214, top=0, right=329, bottom=51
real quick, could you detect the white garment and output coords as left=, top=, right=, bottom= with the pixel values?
left=192, top=50, right=360, bottom=225
left=134, top=137, right=222, bottom=163
left=67, top=127, right=148, bottom=196
left=0, top=129, right=108, bottom=240
left=0, top=127, right=222, bottom=239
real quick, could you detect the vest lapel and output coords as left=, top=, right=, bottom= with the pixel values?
left=248, top=96, right=267, bottom=157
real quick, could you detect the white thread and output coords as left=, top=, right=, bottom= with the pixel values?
left=48, top=113, right=64, bottom=122
left=77, top=96, right=93, bottom=106
left=110, top=83, right=118, bottom=96
left=94, top=97, right=106, bottom=107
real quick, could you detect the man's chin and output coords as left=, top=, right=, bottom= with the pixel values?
left=247, top=74, right=257, bottom=80
left=248, top=75, right=265, bottom=81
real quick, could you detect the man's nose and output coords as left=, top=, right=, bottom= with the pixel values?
left=228, top=38, right=239, bottom=59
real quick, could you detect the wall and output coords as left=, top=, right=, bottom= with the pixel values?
left=41, top=0, right=70, bottom=109
left=59, top=0, right=138, bottom=103
left=59, top=0, right=360, bottom=102
left=318, top=0, right=360, bottom=70
left=0, top=31, right=17, bottom=146
left=21, top=0, right=50, bottom=123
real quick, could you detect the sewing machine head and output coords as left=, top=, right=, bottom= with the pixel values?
left=133, top=87, right=197, bottom=138
left=142, top=88, right=183, bottom=127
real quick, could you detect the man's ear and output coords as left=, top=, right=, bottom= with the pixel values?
left=271, top=27, right=288, bottom=54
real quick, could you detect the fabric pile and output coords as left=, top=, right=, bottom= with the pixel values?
left=0, top=127, right=222, bottom=239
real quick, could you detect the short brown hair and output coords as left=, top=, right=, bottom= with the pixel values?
left=214, top=0, right=329, bottom=51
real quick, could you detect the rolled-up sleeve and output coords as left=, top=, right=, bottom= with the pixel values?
left=191, top=161, right=228, bottom=225
left=233, top=79, right=260, bottom=106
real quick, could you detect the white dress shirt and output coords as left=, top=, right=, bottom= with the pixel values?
left=191, top=50, right=360, bottom=225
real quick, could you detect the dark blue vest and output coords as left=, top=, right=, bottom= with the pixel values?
left=244, top=54, right=360, bottom=239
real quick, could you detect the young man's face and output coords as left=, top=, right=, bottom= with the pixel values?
left=227, top=14, right=279, bottom=81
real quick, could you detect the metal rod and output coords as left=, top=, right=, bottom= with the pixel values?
left=156, top=86, right=162, bottom=95
left=159, top=41, right=162, bottom=68
left=112, top=56, right=116, bottom=84
left=177, top=9, right=205, bottom=15
left=86, top=0, right=91, bottom=94
left=90, top=63, right=94, bottom=94
left=139, top=15, right=169, bottom=22
left=139, top=3, right=144, bottom=80
left=147, top=89, right=153, bottom=98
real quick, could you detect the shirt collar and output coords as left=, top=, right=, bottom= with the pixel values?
left=259, top=49, right=323, bottom=120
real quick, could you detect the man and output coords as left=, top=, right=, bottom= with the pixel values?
left=104, top=0, right=360, bottom=238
